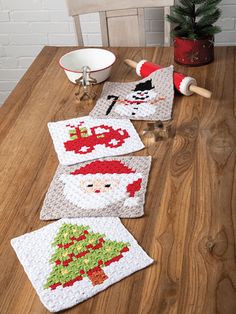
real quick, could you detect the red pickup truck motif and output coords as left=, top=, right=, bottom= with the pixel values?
left=64, top=123, right=130, bottom=154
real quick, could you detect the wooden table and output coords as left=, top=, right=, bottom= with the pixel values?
left=0, top=47, right=235, bottom=314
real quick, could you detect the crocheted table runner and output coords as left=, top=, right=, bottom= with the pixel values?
left=11, top=218, right=153, bottom=312
left=48, top=116, right=144, bottom=165
left=40, top=156, right=151, bottom=220
left=90, top=66, right=174, bottom=121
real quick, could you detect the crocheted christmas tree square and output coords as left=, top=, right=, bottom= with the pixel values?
left=11, top=218, right=153, bottom=312
left=48, top=116, right=144, bottom=165
left=40, top=156, right=151, bottom=220
left=90, top=66, right=174, bottom=121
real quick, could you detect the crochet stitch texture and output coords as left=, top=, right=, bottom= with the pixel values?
left=48, top=116, right=144, bottom=165
left=90, top=66, right=174, bottom=121
left=11, top=218, right=153, bottom=312
left=40, top=156, right=151, bottom=220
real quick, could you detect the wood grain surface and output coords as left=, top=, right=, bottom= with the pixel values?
left=0, top=47, right=235, bottom=314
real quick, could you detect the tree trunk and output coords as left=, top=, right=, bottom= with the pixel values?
left=87, top=267, right=108, bottom=286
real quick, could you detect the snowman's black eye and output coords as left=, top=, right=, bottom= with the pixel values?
left=105, top=184, right=111, bottom=188
left=87, top=184, right=93, bottom=187
left=132, top=112, right=136, bottom=115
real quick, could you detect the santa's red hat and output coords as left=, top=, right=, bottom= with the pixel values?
left=70, top=160, right=142, bottom=198
left=71, top=160, right=135, bottom=175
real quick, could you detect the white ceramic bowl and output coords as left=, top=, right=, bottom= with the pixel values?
left=59, top=48, right=116, bottom=84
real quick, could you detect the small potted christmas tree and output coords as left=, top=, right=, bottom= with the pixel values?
left=166, top=0, right=222, bottom=66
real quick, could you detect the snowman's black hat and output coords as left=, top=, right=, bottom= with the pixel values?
left=133, top=79, right=154, bottom=92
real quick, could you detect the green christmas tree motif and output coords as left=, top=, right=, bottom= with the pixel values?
left=44, top=223, right=130, bottom=290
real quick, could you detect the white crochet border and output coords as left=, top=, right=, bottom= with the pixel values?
left=48, top=116, right=145, bottom=166
left=11, top=218, right=153, bottom=312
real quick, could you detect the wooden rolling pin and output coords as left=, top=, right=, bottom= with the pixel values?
left=125, top=59, right=212, bottom=99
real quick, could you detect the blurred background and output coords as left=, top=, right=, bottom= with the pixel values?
left=0, top=0, right=235, bottom=106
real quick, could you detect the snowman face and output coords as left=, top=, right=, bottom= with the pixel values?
left=114, top=88, right=157, bottom=117
left=126, top=89, right=157, bottom=101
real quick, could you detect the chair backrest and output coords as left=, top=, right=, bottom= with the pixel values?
left=66, top=0, right=174, bottom=47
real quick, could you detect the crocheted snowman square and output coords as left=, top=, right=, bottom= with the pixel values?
left=40, top=156, right=151, bottom=220
left=90, top=66, right=174, bottom=121
left=48, top=116, right=144, bottom=165
left=11, top=218, right=153, bottom=312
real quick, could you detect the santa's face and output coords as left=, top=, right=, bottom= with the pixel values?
left=60, top=174, right=130, bottom=209
left=79, top=178, right=120, bottom=194
left=115, top=102, right=156, bottom=117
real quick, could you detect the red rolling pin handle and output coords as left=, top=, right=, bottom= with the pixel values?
left=125, top=59, right=212, bottom=98
left=137, top=61, right=162, bottom=76
left=136, top=60, right=197, bottom=96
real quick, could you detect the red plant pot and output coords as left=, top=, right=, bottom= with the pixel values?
left=174, top=36, right=214, bottom=66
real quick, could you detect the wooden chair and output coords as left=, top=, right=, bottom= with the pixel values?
left=66, top=0, right=174, bottom=47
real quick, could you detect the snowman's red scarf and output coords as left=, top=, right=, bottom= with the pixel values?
left=119, top=97, right=166, bottom=106
left=106, top=95, right=166, bottom=115
left=123, top=99, right=147, bottom=105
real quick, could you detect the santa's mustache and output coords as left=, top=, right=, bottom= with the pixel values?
left=62, top=186, right=127, bottom=209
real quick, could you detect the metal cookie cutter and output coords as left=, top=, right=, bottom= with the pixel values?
left=75, top=66, right=97, bottom=101
left=142, top=120, right=174, bottom=142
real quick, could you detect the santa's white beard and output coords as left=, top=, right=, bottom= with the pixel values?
left=62, top=183, right=128, bottom=209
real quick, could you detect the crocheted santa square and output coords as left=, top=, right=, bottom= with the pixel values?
left=90, top=66, right=174, bottom=121
left=48, top=116, right=144, bottom=165
left=40, top=156, right=151, bottom=220
left=11, top=218, right=153, bottom=312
